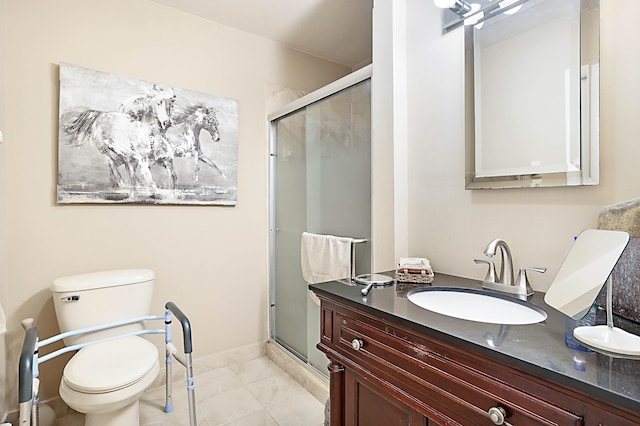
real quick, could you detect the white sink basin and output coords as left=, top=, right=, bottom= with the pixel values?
left=407, top=287, right=547, bottom=325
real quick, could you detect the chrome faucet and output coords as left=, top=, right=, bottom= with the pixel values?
left=475, top=238, right=546, bottom=298
left=483, top=238, right=514, bottom=285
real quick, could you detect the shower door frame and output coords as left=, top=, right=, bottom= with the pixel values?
left=268, top=65, right=372, bottom=362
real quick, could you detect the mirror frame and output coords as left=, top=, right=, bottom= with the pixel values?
left=464, top=0, right=600, bottom=190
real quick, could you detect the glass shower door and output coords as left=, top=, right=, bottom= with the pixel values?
left=271, top=79, right=371, bottom=372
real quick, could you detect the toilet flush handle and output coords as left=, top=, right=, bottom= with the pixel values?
left=60, top=295, right=80, bottom=302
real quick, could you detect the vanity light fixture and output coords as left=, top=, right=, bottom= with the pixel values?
left=499, top=0, right=522, bottom=14
left=463, top=4, right=484, bottom=28
left=435, top=0, right=486, bottom=29
left=433, top=0, right=472, bottom=16
left=438, top=0, right=528, bottom=32
left=433, top=0, right=456, bottom=7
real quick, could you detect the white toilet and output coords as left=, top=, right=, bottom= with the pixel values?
left=51, top=269, right=159, bottom=426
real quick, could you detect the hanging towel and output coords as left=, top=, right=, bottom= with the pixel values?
left=301, top=232, right=354, bottom=284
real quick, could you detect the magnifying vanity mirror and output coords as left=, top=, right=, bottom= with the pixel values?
left=463, top=0, right=600, bottom=189
left=544, top=229, right=640, bottom=358
left=545, top=229, right=629, bottom=319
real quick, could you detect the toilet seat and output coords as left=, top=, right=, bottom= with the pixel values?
left=63, top=336, right=158, bottom=394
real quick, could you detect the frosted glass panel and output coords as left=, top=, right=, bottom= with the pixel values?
left=305, top=84, right=372, bottom=245
left=272, top=80, right=371, bottom=371
left=274, top=109, right=308, bottom=358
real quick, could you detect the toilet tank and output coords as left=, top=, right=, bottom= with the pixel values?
left=51, top=269, right=155, bottom=346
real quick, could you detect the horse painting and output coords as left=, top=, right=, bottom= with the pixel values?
left=58, top=63, right=238, bottom=205
left=173, top=104, right=225, bottom=182
left=151, top=103, right=226, bottom=185
left=60, top=85, right=176, bottom=192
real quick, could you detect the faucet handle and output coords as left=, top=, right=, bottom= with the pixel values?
left=474, top=259, right=497, bottom=284
left=516, top=266, right=546, bottom=295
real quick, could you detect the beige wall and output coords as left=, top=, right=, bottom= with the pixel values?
left=0, top=1, right=6, bottom=308
left=1, top=0, right=350, bottom=408
left=0, top=0, right=7, bottom=420
left=402, top=0, right=640, bottom=291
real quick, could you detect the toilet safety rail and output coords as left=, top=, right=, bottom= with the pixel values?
left=18, top=302, right=196, bottom=426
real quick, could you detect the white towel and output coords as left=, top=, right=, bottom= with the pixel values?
left=301, top=232, right=353, bottom=284
left=398, top=257, right=431, bottom=270
left=397, top=257, right=433, bottom=275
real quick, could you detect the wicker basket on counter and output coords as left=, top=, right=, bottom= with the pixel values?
left=395, top=269, right=434, bottom=284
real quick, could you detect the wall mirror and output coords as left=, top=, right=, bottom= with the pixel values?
left=463, top=0, right=600, bottom=189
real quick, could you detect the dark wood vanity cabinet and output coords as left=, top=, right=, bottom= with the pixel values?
left=317, top=297, right=640, bottom=426
left=345, top=368, right=429, bottom=425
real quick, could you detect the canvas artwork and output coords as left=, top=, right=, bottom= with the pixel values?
left=57, top=63, right=238, bottom=205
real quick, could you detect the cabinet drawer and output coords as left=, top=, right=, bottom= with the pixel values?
left=335, top=309, right=583, bottom=426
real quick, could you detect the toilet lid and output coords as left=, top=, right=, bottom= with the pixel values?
left=63, top=336, right=158, bottom=394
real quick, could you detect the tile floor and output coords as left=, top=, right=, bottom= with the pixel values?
left=55, top=356, right=326, bottom=426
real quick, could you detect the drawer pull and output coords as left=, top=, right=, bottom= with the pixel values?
left=488, top=406, right=506, bottom=425
left=351, top=338, right=364, bottom=351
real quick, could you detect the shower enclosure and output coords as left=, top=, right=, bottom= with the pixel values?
left=269, top=67, right=372, bottom=373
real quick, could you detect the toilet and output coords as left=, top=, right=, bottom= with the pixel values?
left=51, top=269, right=159, bottom=426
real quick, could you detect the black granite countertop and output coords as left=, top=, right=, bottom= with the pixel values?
left=309, top=272, right=640, bottom=413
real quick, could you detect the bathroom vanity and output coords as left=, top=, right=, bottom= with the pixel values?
left=310, top=274, right=640, bottom=425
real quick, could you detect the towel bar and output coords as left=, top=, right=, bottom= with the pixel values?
left=350, top=238, right=369, bottom=279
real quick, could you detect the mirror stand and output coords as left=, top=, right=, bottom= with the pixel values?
left=574, top=276, right=640, bottom=359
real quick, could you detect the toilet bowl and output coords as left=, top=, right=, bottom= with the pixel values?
left=59, top=336, right=159, bottom=426
left=51, top=269, right=158, bottom=426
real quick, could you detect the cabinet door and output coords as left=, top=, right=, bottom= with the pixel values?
left=344, top=369, right=429, bottom=426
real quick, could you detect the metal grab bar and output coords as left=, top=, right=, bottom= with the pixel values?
left=38, top=314, right=164, bottom=348
left=164, top=301, right=196, bottom=423
left=18, top=301, right=196, bottom=426
left=166, top=302, right=192, bottom=354
left=19, top=327, right=38, bottom=404
left=39, top=328, right=165, bottom=364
